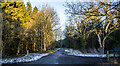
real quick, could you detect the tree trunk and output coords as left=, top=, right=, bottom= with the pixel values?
left=34, top=43, right=36, bottom=52
left=41, top=44, right=43, bottom=52
left=44, top=36, right=46, bottom=51
left=102, top=42, right=105, bottom=54
left=44, top=43, right=46, bottom=51
left=22, top=43, right=23, bottom=54
left=97, top=34, right=102, bottom=48
left=26, top=44, right=28, bottom=54
left=0, top=10, right=3, bottom=59
left=40, top=31, right=42, bottom=52
left=97, top=33, right=107, bottom=54
left=43, top=32, right=46, bottom=51
left=17, top=45, right=20, bottom=55
left=27, top=50, right=29, bottom=56
left=101, top=36, right=107, bottom=54
left=98, top=47, right=104, bottom=54
left=96, top=34, right=103, bottom=53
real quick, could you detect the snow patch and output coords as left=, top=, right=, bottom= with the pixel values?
left=65, top=49, right=119, bottom=58
left=65, top=49, right=82, bottom=54
left=55, top=62, right=59, bottom=64
left=1, top=53, right=49, bottom=64
left=54, top=48, right=61, bottom=52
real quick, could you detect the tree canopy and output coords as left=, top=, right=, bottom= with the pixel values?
left=1, top=1, right=60, bottom=56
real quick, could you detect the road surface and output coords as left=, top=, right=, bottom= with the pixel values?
left=26, top=48, right=106, bottom=64
left=3, top=48, right=107, bottom=65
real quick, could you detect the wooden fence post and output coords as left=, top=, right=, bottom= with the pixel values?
left=107, top=51, right=109, bottom=62
left=27, top=50, right=29, bottom=56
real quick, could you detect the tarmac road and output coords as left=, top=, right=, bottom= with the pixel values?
left=2, top=48, right=107, bottom=66
left=25, top=48, right=106, bottom=64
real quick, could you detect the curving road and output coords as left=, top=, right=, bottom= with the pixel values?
left=24, top=48, right=106, bottom=64
left=3, top=48, right=107, bottom=66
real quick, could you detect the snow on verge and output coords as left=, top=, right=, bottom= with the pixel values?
left=65, top=49, right=119, bottom=58
left=54, top=48, right=61, bottom=52
left=1, top=53, right=49, bottom=64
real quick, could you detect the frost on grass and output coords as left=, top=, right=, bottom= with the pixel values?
left=64, top=49, right=119, bottom=58
left=1, top=48, right=61, bottom=64
left=1, top=53, right=49, bottom=64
